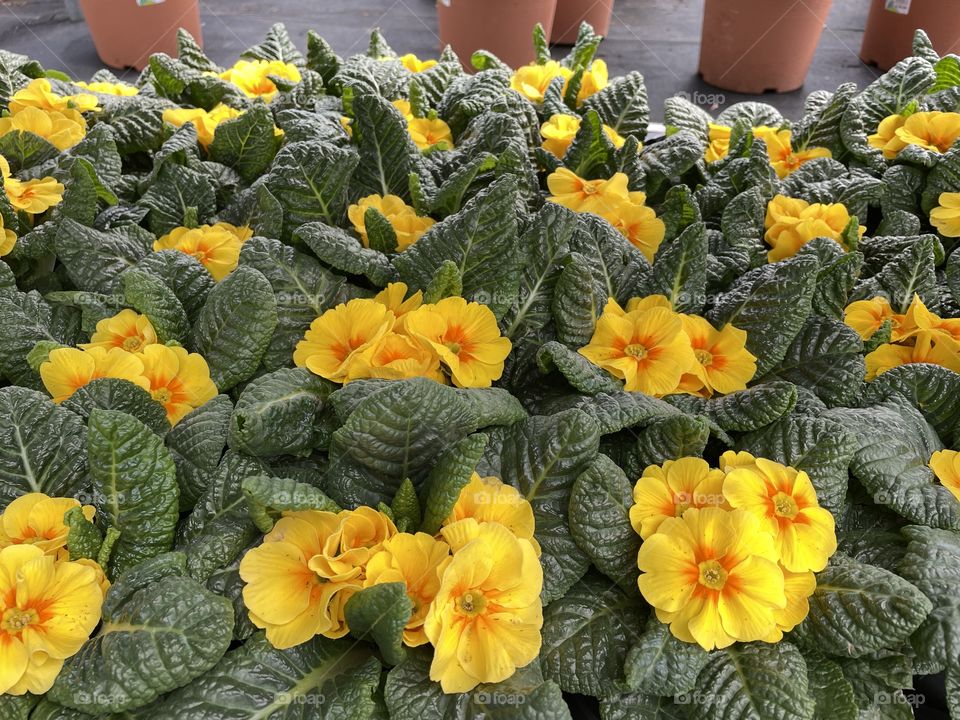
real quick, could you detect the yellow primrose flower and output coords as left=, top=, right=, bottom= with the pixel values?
left=73, top=80, right=139, bottom=96
left=348, top=331, right=445, bottom=383
left=931, top=192, right=960, bottom=238
left=443, top=473, right=539, bottom=551
left=547, top=168, right=631, bottom=216
left=219, top=59, right=302, bottom=103
left=293, top=298, right=396, bottom=382
left=599, top=191, right=665, bottom=263
left=753, top=127, right=831, bottom=179
left=0, top=544, right=104, bottom=695
left=0, top=493, right=95, bottom=555
left=539, top=114, right=633, bottom=158
left=0, top=106, right=86, bottom=151
left=79, top=309, right=158, bottom=354
left=679, top=315, right=756, bottom=397
left=898, top=293, right=960, bottom=343
left=9, top=78, right=98, bottom=114
left=162, top=103, right=242, bottom=148
left=865, top=331, right=960, bottom=380
left=868, top=111, right=960, bottom=159
left=0, top=212, right=16, bottom=257
left=392, top=99, right=414, bottom=121
left=843, top=296, right=905, bottom=342
left=40, top=347, right=149, bottom=404
left=929, top=449, right=960, bottom=503
left=307, top=506, right=398, bottom=584
left=704, top=124, right=777, bottom=163
left=723, top=457, right=837, bottom=573
left=510, top=60, right=573, bottom=103
left=629, top=458, right=727, bottom=539
left=347, top=194, right=435, bottom=252
left=137, top=344, right=217, bottom=425
left=0, top=156, right=63, bottom=215
left=573, top=59, right=608, bottom=106
left=398, top=54, right=437, bottom=73
left=578, top=300, right=697, bottom=396
left=765, top=569, right=816, bottom=642
left=373, top=282, right=424, bottom=319
left=426, top=520, right=542, bottom=693
left=153, top=224, right=245, bottom=281
left=364, top=532, right=450, bottom=646
left=403, top=296, right=512, bottom=388
left=764, top=194, right=864, bottom=262
left=240, top=511, right=362, bottom=648
left=637, top=507, right=786, bottom=650
left=407, top=117, right=454, bottom=150
left=215, top=221, right=254, bottom=244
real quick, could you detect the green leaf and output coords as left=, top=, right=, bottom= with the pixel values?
left=391, top=477, right=421, bottom=533
left=0, top=129, right=58, bottom=172
left=139, top=163, right=216, bottom=235
left=582, top=71, right=649, bottom=139
left=803, top=651, right=857, bottom=720
left=542, top=390, right=682, bottom=436
left=601, top=692, right=688, bottom=720
left=63, top=505, right=102, bottom=561
left=166, top=393, right=232, bottom=510
left=55, top=218, right=153, bottom=293
left=49, top=558, right=234, bottom=714
left=177, top=28, right=219, bottom=72
left=865, top=363, right=960, bottom=445
left=639, top=131, right=705, bottom=195
left=353, top=93, right=417, bottom=198
left=0, top=290, right=77, bottom=388
left=242, top=474, right=340, bottom=533
left=811, top=251, right=863, bottom=319
left=571, top=212, right=649, bottom=306
left=703, top=382, right=797, bottom=432
left=395, top=177, right=520, bottom=318
left=0, top=695, right=38, bottom=720
left=625, top=617, right=710, bottom=697
left=552, top=251, right=601, bottom=347
left=296, top=221, right=399, bottom=286
left=541, top=571, right=646, bottom=698
left=208, top=104, right=279, bottom=182
left=306, top=30, right=341, bottom=86
left=134, top=250, right=214, bottom=324
left=344, top=582, right=411, bottom=666
left=872, top=235, right=938, bottom=313
left=642, top=221, right=707, bottom=314
left=686, top=642, right=814, bottom=720
left=423, top=259, right=462, bottom=303
left=635, top=414, right=711, bottom=467
left=62, top=378, right=169, bottom=435
left=852, top=56, right=937, bottom=133
left=0, top=386, right=87, bottom=506
left=430, top=152, right=498, bottom=217
left=537, top=341, right=622, bottom=395
left=794, top=555, right=931, bottom=657
left=120, top=268, right=191, bottom=343
left=189, top=266, right=278, bottom=392
left=420, top=432, right=488, bottom=535
left=564, top=109, right=616, bottom=178
left=720, top=187, right=766, bottom=252
left=569, top=453, right=641, bottom=592
left=88, top=409, right=179, bottom=576
left=364, top=206, right=399, bottom=253
left=241, top=22, right=305, bottom=66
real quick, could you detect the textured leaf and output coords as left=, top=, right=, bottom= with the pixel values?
left=803, top=651, right=857, bottom=720
left=55, top=218, right=153, bottom=293
left=704, top=382, right=797, bottom=432
left=166, top=394, right=232, bottom=509
left=635, top=414, right=711, bottom=467
left=134, top=250, right=214, bottom=323
left=243, top=475, right=340, bottom=533
left=0, top=290, right=77, bottom=388
left=625, top=617, right=709, bottom=697
left=121, top=268, right=190, bottom=343
left=344, top=582, right=411, bottom=666
left=642, top=222, right=707, bottom=314
left=569, top=213, right=649, bottom=305
left=420, top=432, right=488, bottom=535
left=582, top=71, right=649, bottom=139
left=62, top=378, right=169, bottom=435
left=865, top=363, right=960, bottom=445
left=552, top=251, right=601, bottom=347
left=296, top=221, right=398, bottom=286
left=208, top=104, right=279, bottom=182
left=537, top=341, right=622, bottom=395
left=139, top=163, right=216, bottom=235
left=352, top=93, right=417, bottom=198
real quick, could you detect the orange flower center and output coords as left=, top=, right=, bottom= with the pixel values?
left=624, top=343, right=648, bottom=359
left=456, top=590, right=487, bottom=617
left=191, top=249, right=209, bottom=263
left=152, top=387, right=173, bottom=405
left=694, top=349, right=713, bottom=366
left=581, top=180, right=603, bottom=196
left=772, top=492, right=799, bottom=519
left=122, top=335, right=144, bottom=352
left=1, top=607, right=38, bottom=635
left=697, top=560, right=728, bottom=591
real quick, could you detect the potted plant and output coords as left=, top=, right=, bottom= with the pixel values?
left=551, top=0, right=614, bottom=44
left=860, top=0, right=960, bottom=70
left=437, top=0, right=557, bottom=70
left=697, top=0, right=834, bottom=94
left=77, top=0, right=203, bottom=70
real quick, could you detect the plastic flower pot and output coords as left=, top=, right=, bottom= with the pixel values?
left=698, top=0, right=834, bottom=94
left=437, top=0, right=558, bottom=70
left=551, top=0, right=614, bottom=45
left=77, top=0, right=203, bottom=71
left=860, top=0, right=960, bottom=71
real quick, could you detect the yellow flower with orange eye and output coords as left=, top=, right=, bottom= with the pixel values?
left=578, top=300, right=697, bottom=396
left=510, top=60, right=573, bottom=103
left=629, top=458, right=727, bottom=540
left=407, top=117, right=454, bottom=150
left=865, top=331, right=960, bottom=380
left=0, top=155, right=63, bottom=215
left=348, top=331, right=445, bottom=383
left=153, top=223, right=246, bottom=281
left=752, top=127, right=831, bottom=179
left=931, top=192, right=960, bottom=238
left=0, top=545, right=104, bottom=695
left=868, top=111, right=960, bottom=159
left=0, top=493, right=95, bottom=555
left=0, top=106, right=86, bottom=151
left=597, top=191, right=664, bottom=263
left=39, top=346, right=149, bottom=404
left=398, top=54, right=437, bottom=73
left=218, top=59, right=302, bottom=103
left=364, top=532, right=450, bottom=647
left=539, top=113, right=633, bottom=158
left=79, top=309, right=158, bottom=354
left=293, top=298, right=396, bottom=382
left=573, top=59, right=608, bottom=106
left=763, top=194, right=864, bottom=262
left=678, top=315, right=756, bottom=397
left=443, top=473, right=539, bottom=552
left=722, top=457, right=837, bottom=573
left=0, top=213, right=16, bottom=257
left=403, top=296, right=512, bottom=388
left=929, top=449, right=960, bottom=503
left=9, top=78, right=99, bottom=114
left=307, top=506, right=398, bottom=583
left=240, top=510, right=363, bottom=648
left=547, top=168, right=631, bottom=216
left=137, top=344, right=218, bottom=425
left=73, top=80, right=139, bottom=96
left=162, top=103, right=244, bottom=148
left=347, top=194, right=435, bottom=252
left=899, top=293, right=960, bottom=343
left=843, top=296, right=906, bottom=342
left=426, top=519, right=542, bottom=693
left=638, top=506, right=786, bottom=650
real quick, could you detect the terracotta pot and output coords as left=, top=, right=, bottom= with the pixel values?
left=437, top=0, right=557, bottom=70
left=860, top=0, right=960, bottom=71
left=698, top=0, right=833, bottom=94
left=552, top=0, right=614, bottom=45
left=77, top=0, right=203, bottom=71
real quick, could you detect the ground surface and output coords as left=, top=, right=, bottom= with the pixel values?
left=0, top=0, right=880, bottom=121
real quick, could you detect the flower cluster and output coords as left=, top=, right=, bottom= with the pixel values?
left=633, top=453, right=837, bottom=650
left=578, top=295, right=756, bottom=396
left=844, top=294, right=960, bottom=380
left=868, top=111, right=960, bottom=159
left=540, top=113, right=633, bottom=158
left=547, top=168, right=665, bottom=261
left=764, top=194, right=865, bottom=261
left=241, top=473, right=542, bottom=693
left=217, top=59, right=302, bottom=103
left=162, top=103, right=284, bottom=149
left=0, top=493, right=108, bottom=695
left=1, top=155, right=63, bottom=216
left=510, top=59, right=607, bottom=106
left=39, top=310, right=218, bottom=424
left=294, top=283, right=511, bottom=387
left=0, top=79, right=94, bottom=153
left=153, top=222, right=253, bottom=281
left=348, top=193, right=435, bottom=251
left=706, top=123, right=831, bottom=178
